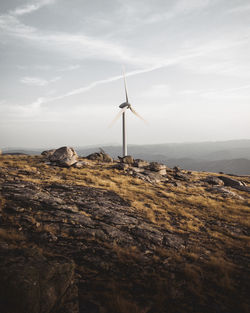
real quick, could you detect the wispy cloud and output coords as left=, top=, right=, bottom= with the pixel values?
left=10, top=0, right=56, bottom=17
left=58, top=65, right=81, bottom=72
left=123, top=0, right=221, bottom=25
left=180, top=83, right=250, bottom=99
left=27, top=50, right=213, bottom=106
left=27, top=35, right=249, bottom=106
left=17, top=64, right=81, bottom=72
left=0, top=1, right=157, bottom=67
left=20, top=76, right=61, bottom=86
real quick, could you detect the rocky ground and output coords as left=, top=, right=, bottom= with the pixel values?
left=0, top=151, right=249, bottom=313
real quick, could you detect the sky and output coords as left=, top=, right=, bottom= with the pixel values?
left=0, top=0, right=250, bottom=149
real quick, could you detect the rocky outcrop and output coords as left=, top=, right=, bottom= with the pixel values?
left=86, top=152, right=113, bottom=162
left=149, top=162, right=167, bottom=175
left=49, top=147, right=78, bottom=167
left=206, top=186, right=243, bottom=199
left=118, top=155, right=134, bottom=164
left=203, top=176, right=224, bottom=186
left=0, top=155, right=250, bottom=313
left=0, top=247, right=78, bottom=313
left=1, top=180, right=184, bottom=250
left=218, top=176, right=245, bottom=187
left=133, top=159, right=149, bottom=168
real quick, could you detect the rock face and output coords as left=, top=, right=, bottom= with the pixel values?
left=86, top=152, right=113, bottom=162
left=49, top=147, right=78, bottom=167
left=0, top=247, right=78, bottom=313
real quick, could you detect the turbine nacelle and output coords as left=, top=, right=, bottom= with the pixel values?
left=119, top=102, right=131, bottom=109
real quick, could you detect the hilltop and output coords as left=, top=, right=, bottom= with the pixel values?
left=0, top=152, right=249, bottom=313
left=2, top=139, right=250, bottom=175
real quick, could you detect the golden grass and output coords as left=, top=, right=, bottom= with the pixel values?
left=0, top=154, right=249, bottom=312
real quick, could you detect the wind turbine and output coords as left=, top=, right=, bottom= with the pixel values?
left=110, top=69, right=146, bottom=157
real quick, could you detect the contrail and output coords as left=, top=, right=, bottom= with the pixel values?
left=32, top=50, right=204, bottom=107
left=31, top=39, right=243, bottom=107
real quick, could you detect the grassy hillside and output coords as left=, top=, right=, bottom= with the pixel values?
left=0, top=155, right=249, bottom=313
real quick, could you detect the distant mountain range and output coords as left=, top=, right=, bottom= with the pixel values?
left=2, top=139, right=250, bottom=175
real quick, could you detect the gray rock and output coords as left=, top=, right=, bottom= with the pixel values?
left=41, top=149, right=56, bottom=157
left=113, top=163, right=130, bottom=170
left=232, top=185, right=250, bottom=193
left=218, top=176, right=244, bottom=187
left=133, top=159, right=150, bottom=168
left=129, top=167, right=144, bottom=173
left=173, top=166, right=181, bottom=172
left=142, top=170, right=166, bottom=183
left=206, top=186, right=243, bottom=199
left=86, top=152, right=113, bottom=162
left=49, top=146, right=78, bottom=167
left=203, top=176, right=224, bottom=186
left=174, top=172, right=190, bottom=181
left=118, top=155, right=134, bottom=164
left=149, top=162, right=166, bottom=172
left=73, top=161, right=91, bottom=168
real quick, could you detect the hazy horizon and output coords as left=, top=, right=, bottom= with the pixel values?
left=1, top=0, right=250, bottom=148
left=2, top=138, right=250, bottom=150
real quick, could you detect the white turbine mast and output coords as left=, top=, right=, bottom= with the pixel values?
left=110, top=68, right=146, bottom=157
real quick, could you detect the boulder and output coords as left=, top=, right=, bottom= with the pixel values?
left=0, top=247, right=78, bottom=313
left=149, top=162, right=166, bottom=172
left=218, top=176, right=244, bottom=188
left=203, top=176, right=224, bottom=186
left=73, top=160, right=91, bottom=169
left=133, top=159, right=150, bottom=168
left=142, top=170, right=166, bottom=184
left=118, top=155, right=134, bottom=164
left=173, top=166, right=181, bottom=172
left=102, top=152, right=113, bottom=163
left=41, top=149, right=56, bottom=157
left=49, top=146, right=78, bottom=167
left=113, top=163, right=130, bottom=170
left=86, top=152, right=113, bottom=163
left=206, top=186, right=243, bottom=200
left=174, top=172, right=190, bottom=181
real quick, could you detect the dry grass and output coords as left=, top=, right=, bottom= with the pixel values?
left=0, top=228, right=26, bottom=242
left=0, top=155, right=249, bottom=312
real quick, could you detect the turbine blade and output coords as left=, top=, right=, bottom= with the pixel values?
left=108, top=107, right=127, bottom=128
left=122, top=67, right=129, bottom=103
left=130, top=107, right=148, bottom=124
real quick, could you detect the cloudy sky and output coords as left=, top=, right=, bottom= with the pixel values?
left=0, top=0, right=250, bottom=148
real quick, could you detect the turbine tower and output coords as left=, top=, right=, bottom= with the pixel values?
left=110, top=69, right=146, bottom=157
